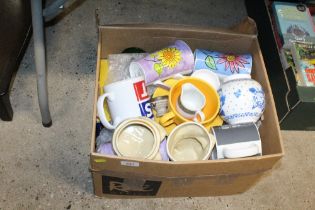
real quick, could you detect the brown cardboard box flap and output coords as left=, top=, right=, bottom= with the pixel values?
left=98, top=22, right=258, bottom=59
left=230, top=17, right=258, bottom=35
left=99, top=18, right=257, bottom=36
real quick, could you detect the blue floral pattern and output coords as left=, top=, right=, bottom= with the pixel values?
left=249, top=87, right=265, bottom=110
left=219, top=90, right=226, bottom=117
left=224, top=112, right=261, bottom=120
left=234, top=89, right=241, bottom=98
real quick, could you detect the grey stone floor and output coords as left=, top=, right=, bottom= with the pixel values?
left=0, top=0, right=315, bottom=209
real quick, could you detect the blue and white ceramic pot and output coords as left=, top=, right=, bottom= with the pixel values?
left=218, top=74, right=265, bottom=125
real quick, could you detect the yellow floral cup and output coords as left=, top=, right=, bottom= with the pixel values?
left=129, top=40, right=194, bottom=85
left=159, top=77, right=223, bottom=130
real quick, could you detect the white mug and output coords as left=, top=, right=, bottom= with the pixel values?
left=97, top=76, right=154, bottom=129
left=191, top=69, right=221, bottom=90
left=211, top=123, right=262, bottom=159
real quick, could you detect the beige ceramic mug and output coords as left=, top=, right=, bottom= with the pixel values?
left=166, top=122, right=216, bottom=161
left=112, top=117, right=167, bottom=160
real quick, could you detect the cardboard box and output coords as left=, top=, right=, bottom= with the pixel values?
left=245, top=0, right=315, bottom=130
left=90, top=19, right=284, bottom=198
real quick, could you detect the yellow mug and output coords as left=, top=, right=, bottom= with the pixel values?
left=159, top=77, right=222, bottom=129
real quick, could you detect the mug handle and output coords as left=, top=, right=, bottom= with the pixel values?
left=152, top=80, right=171, bottom=91
left=97, top=93, right=117, bottom=130
left=223, top=144, right=259, bottom=159
left=152, top=74, right=185, bottom=91
left=193, top=111, right=205, bottom=122
left=159, top=112, right=175, bottom=127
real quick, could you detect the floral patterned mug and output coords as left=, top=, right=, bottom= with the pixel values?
left=194, top=49, right=252, bottom=80
left=129, top=40, right=194, bottom=85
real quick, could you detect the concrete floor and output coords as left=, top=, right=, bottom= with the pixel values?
left=0, top=0, right=315, bottom=209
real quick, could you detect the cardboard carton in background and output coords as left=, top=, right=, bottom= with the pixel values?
left=90, top=18, right=284, bottom=198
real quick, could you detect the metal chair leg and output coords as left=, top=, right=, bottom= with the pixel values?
left=31, top=0, right=52, bottom=127
left=43, top=0, right=67, bottom=19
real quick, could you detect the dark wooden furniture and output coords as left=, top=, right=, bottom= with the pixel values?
left=0, top=0, right=32, bottom=121
left=245, top=0, right=315, bottom=130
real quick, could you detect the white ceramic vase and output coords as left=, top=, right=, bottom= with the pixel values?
left=218, top=74, right=265, bottom=125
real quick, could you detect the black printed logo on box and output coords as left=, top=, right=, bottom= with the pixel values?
left=296, top=4, right=306, bottom=12
left=102, top=175, right=161, bottom=196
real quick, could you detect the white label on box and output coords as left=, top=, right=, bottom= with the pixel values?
left=120, top=161, right=140, bottom=167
